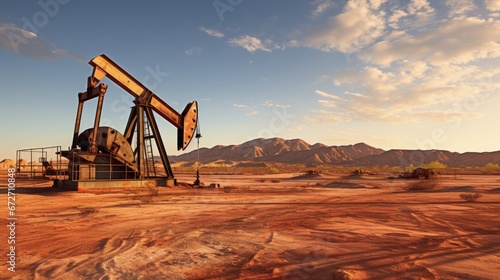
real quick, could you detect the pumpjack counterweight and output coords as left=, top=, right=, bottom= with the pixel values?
left=59, top=54, right=198, bottom=189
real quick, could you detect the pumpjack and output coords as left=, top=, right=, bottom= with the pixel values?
left=58, top=54, right=198, bottom=189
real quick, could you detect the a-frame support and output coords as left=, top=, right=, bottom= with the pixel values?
left=124, top=99, right=174, bottom=181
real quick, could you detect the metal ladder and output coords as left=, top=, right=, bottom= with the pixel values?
left=143, top=114, right=157, bottom=177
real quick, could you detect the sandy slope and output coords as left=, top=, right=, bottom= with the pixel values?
left=0, top=174, right=499, bottom=279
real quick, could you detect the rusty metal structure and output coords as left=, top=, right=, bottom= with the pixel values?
left=57, top=54, right=198, bottom=189
left=16, top=146, right=67, bottom=180
left=399, top=168, right=435, bottom=179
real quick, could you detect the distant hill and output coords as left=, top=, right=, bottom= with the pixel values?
left=171, top=137, right=383, bottom=166
left=354, top=149, right=500, bottom=167
left=170, top=137, right=500, bottom=167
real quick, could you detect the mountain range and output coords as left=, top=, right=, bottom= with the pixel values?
left=170, top=137, right=500, bottom=167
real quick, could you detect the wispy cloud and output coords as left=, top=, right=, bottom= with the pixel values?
left=317, top=99, right=337, bottom=108
left=314, top=90, right=345, bottom=101
left=445, top=0, right=477, bottom=17
left=0, top=21, right=85, bottom=62
left=360, top=17, right=500, bottom=67
left=305, top=0, right=386, bottom=52
left=262, top=100, right=291, bottom=108
left=233, top=103, right=259, bottom=116
left=228, top=35, right=275, bottom=53
left=311, top=0, right=337, bottom=16
left=388, top=0, right=436, bottom=30
left=185, top=46, right=202, bottom=55
left=233, top=104, right=249, bottom=108
left=312, top=62, right=499, bottom=124
left=199, top=27, right=224, bottom=38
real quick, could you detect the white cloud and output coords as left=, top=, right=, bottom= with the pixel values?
left=305, top=0, right=386, bottom=52
left=0, top=22, right=85, bottom=61
left=304, top=0, right=500, bottom=126
left=318, top=62, right=500, bottom=124
left=485, top=0, right=500, bottom=11
left=199, top=27, right=224, bottom=38
left=360, top=17, right=500, bottom=66
left=407, top=0, right=435, bottom=15
left=228, top=35, right=275, bottom=53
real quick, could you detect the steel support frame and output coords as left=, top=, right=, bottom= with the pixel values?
left=124, top=102, right=174, bottom=179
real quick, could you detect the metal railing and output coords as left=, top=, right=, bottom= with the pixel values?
left=16, top=146, right=68, bottom=180
left=68, top=152, right=139, bottom=181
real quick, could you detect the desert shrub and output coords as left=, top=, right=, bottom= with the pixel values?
left=407, top=161, right=447, bottom=170
left=405, top=179, right=440, bottom=191
left=459, top=193, right=482, bottom=202
left=405, top=164, right=416, bottom=172
left=269, top=167, right=280, bottom=174
left=483, top=163, right=500, bottom=174
left=270, top=179, right=281, bottom=183
left=423, top=161, right=447, bottom=169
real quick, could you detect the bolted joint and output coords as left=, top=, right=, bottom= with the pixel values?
left=136, top=90, right=154, bottom=106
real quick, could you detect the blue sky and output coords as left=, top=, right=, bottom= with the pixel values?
left=1, top=0, right=499, bottom=161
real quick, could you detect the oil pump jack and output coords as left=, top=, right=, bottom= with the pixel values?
left=58, top=54, right=198, bottom=189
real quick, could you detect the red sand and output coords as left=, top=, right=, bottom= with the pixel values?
left=1, top=173, right=499, bottom=279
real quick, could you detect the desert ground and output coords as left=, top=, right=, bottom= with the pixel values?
left=0, top=171, right=499, bottom=279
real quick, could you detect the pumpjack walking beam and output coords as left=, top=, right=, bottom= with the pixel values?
left=88, top=54, right=198, bottom=151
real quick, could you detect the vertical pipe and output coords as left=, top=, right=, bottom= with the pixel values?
left=72, top=99, right=84, bottom=149
left=42, top=148, right=44, bottom=176
left=16, top=150, right=19, bottom=174
left=57, top=146, right=61, bottom=179
left=136, top=105, right=145, bottom=179
left=90, top=92, right=105, bottom=153
left=30, top=150, right=33, bottom=178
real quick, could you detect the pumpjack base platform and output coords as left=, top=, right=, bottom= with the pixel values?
left=53, top=178, right=176, bottom=192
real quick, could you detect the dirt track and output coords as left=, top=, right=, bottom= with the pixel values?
left=1, top=174, right=499, bottom=279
